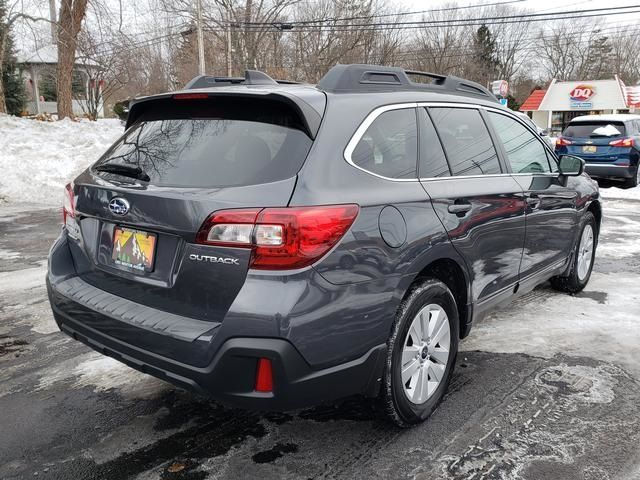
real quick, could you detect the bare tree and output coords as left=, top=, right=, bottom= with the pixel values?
left=538, top=18, right=613, bottom=81
left=57, top=0, right=88, bottom=119
left=609, top=27, right=640, bottom=84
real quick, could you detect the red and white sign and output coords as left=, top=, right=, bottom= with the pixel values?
left=570, top=85, right=595, bottom=101
left=491, top=80, right=509, bottom=98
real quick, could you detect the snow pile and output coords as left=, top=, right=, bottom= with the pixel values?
left=0, top=114, right=123, bottom=206
left=600, top=185, right=640, bottom=201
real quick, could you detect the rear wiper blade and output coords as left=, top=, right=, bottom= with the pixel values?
left=95, top=163, right=150, bottom=182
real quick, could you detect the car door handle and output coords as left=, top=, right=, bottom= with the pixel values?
left=447, top=203, right=472, bottom=215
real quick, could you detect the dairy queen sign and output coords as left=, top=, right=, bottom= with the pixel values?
left=569, top=84, right=596, bottom=109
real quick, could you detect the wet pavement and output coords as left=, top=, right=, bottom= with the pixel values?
left=1, top=197, right=639, bottom=480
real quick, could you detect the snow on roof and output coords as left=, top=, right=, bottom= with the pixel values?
left=16, top=44, right=99, bottom=67
left=570, top=114, right=640, bottom=123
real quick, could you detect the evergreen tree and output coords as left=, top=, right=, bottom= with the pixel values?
left=0, top=0, right=26, bottom=115
left=471, top=25, right=501, bottom=86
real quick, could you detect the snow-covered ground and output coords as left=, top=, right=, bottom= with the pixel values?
left=0, top=115, right=123, bottom=206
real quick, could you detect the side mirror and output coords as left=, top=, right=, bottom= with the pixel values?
left=540, top=129, right=549, bottom=136
left=558, top=155, right=585, bottom=176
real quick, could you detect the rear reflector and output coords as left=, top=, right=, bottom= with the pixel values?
left=196, top=204, right=359, bottom=270
left=609, top=137, right=634, bottom=147
left=255, top=358, right=273, bottom=393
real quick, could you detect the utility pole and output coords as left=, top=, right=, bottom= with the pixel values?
left=49, top=0, right=57, bottom=44
left=226, top=7, right=232, bottom=77
left=196, top=0, right=206, bottom=75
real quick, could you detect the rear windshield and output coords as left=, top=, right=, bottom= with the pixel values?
left=94, top=97, right=313, bottom=188
left=563, top=121, right=626, bottom=138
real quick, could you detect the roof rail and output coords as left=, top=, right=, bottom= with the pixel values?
left=316, top=64, right=498, bottom=102
left=184, top=69, right=299, bottom=89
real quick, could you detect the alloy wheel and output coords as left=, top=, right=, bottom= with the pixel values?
left=576, top=224, right=594, bottom=281
left=401, top=304, right=451, bottom=404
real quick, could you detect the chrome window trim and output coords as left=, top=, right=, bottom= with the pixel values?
left=343, top=101, right=561, bottom=182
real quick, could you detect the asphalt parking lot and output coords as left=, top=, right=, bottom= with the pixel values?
left=1, top=192, right=640, bottom=480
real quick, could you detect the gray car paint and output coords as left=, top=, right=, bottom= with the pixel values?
left=47, top=81, right=600, bottom=407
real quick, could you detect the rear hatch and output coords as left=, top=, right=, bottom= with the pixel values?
left=68, top=92, right=323, bottom=322
left=561, top=120, right=629, bottom=162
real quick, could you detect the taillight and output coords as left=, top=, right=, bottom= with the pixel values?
left=196, top=204, right=359, bottom=270
left=609, top=137, right=634, bottom=147
left=62, top=183, right=75, bottom=224
left=556, top=137, right=572, bottom=148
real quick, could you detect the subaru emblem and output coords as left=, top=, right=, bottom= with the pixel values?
left=109, top=197, right=130, bottom=216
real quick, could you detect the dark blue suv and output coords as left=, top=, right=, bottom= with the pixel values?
left=47, top=65, right=600, bottom=426
left=556, top=114, right=640, bottom=188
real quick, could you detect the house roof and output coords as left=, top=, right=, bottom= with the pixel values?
left=519, top=89, right=546, bottom=111
left=16, top=44, right=99, bottom=67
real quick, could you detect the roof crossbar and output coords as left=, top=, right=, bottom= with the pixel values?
left=316, top=64, right=498, bottom=102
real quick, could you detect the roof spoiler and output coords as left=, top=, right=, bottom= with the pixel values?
left=316, top=64, right=498, bottom=102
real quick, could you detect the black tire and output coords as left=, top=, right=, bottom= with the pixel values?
left=381, top=278, right=459, bottom=427
left=550, top=212, right=598, bottom=294
left=623, top=164, right=640, bottom=188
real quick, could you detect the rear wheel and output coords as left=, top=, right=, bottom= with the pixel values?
left=381, top=278, right=459, bottom=427
left=550, top=212, right=597, bottom=294
left=623, top=164, right=640, bottom=188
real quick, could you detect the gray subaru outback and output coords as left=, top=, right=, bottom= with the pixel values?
left=47, top=64, right=600, bottom=426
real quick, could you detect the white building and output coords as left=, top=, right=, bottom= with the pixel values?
left=16, top=45, right=104, bottom=118
left=520, top=77, right=632, bottom=136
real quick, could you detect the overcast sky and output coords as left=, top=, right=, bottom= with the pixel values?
left=14, top=0, right=640, bottom=54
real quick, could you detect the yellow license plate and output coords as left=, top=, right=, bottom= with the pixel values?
left=582, top=145, right=597, bottom=153
left=112, top=227, right=157, bottom=272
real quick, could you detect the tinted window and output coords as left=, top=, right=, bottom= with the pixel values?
left=488, top=112, right=551, bottom=174
left=563, top=121, right=626, bottom=138
left=429, top=108, right=501, bottom=176
left=95, top=98, right=313, bottom=188
left=418, top=109, right=450, bottom=178
left=351, top=108, right=417, bottom=179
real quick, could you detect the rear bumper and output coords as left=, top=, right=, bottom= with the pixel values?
left=584, top=163, right=635, bottom=180
left=48, top=291, right=384, bottom=410
left=47, top=232, right=389, bottom=410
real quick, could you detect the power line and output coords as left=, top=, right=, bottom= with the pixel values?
left=216, top=4, right=640, bottom=29
left=244, top=0, right=528, bottom=26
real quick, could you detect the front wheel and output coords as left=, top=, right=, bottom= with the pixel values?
left=381, top=278, right=459, bottom=427
left=550, top=212, right=597, bottom=293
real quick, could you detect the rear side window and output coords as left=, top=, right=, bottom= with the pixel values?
left=95, top=97, right=313, bottom=188
left=429, top=108, right=501, bottom=176
left=563, top=121, right=626, bottom=138
left=418, top=108, right=450, bottom=178
left=488, top=112, right=551, bottom=174
left=351, top=108, right=418, bottom=179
